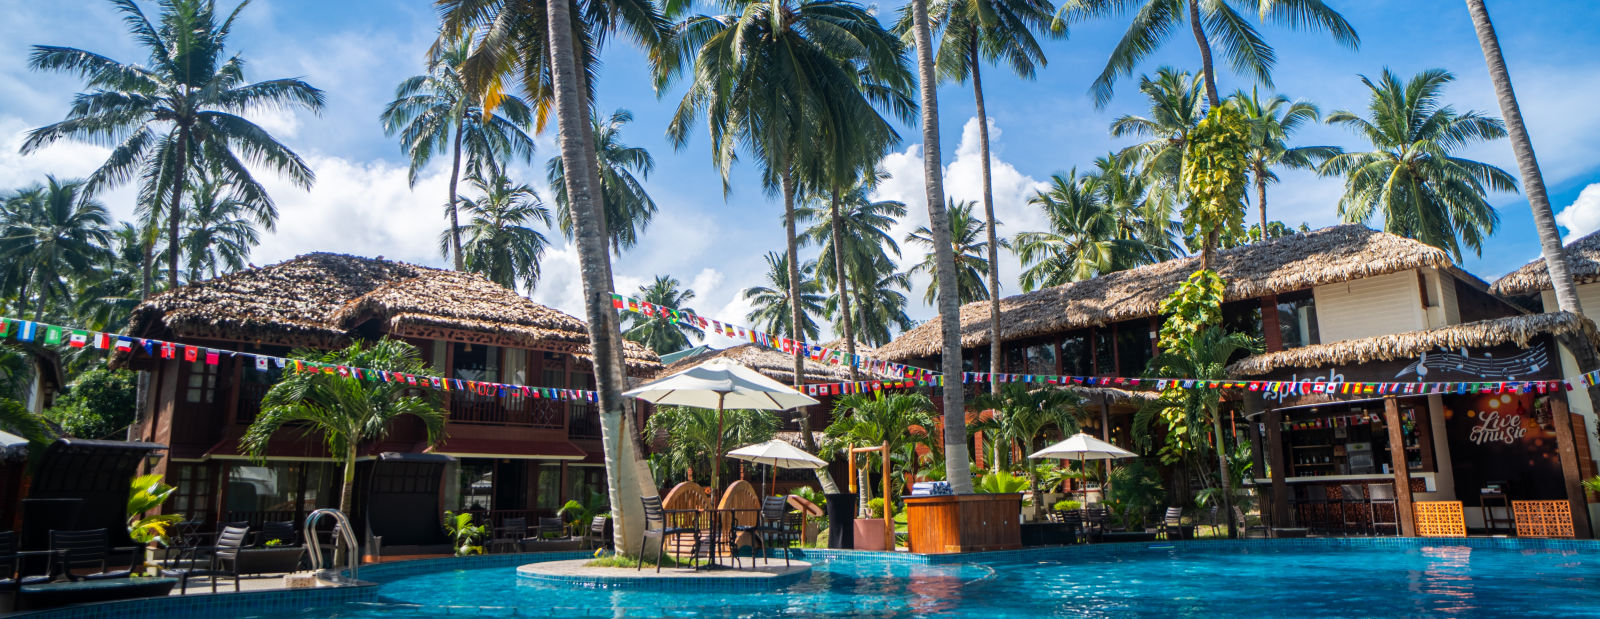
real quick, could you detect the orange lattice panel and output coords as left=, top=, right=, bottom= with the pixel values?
left=1512, top=500, right=1575, bottom=538
left=1413, top=501, right=1465, bottom=537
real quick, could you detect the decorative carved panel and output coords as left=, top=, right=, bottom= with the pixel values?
left=1513, top=500, right=1575, bottom=538
left=1413, top=501, right=1465, bottom=537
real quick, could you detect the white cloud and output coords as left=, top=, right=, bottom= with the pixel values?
left=872, top=116, right=1048, bottom=320
left=1556, top=183, right=1600, bottom=241
left=253, top=154, right=451, bottom=267
left=0, top=117, right=137, bottom=218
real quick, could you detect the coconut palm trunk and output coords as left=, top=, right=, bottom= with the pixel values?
left=447, top=117, right=466, bottom=271
left=544, top=0, right=644, bottom=556
left=1209, top=396, right=1235, bottom=537
left=786, top=170, right=842, bottom=495
left=911, top=0, right=974, bottom=494
left=1465, top=0, right=1581, bottom=316
left=167, top=129, right=191, bottom=290
left=1187, top=0, right=1220, bottom=107
left=969, top=38, right=1003, bottom=396
left=830, top=188, right=861, bottom=383
left=1255, top=167, right=1269, bottom=234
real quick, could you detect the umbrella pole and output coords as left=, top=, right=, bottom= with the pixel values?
left=714, top=392, right=726, bottom=494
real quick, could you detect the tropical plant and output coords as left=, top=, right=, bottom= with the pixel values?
left=548, top=109, right=658, bottom=255
left=663, top=0, right=913, bottom=497
left=447, top=173, right=552, bottom=293
left=24, top=0, right=323, bottom=294
left=1016, top=164, right=1161, bottom=289
left=1052, top=498, right=1082, bottom=512
left=824, top=391, right=935, bottom=516
left=1111, top=67, right=1205, bottom=198
left=1320, top=69, right=1514, bottom=262
left=622, top=275, right=702, bottom=355
left=643, top=406, right=778, bottom=492
left=1104, top=458, right=1164, bottom=529
left=179, top=167, right=259, bottom=281
left=43, top=368, right=137, bottom=439
left=834, top=270, right=916, bottom=348
left=971, top=383, right=1085, bottom=512
left=1464, top=0, right=1584, bottom=319
left=443, top=511, right=488, bottom=556
left=741, top=253, right=825, bottom=342
left=975, top=470, right=1029, bottom=494
left=1181, top=105, right=1252, bottom=270
left=1058, top=0, right=1357, bottom=107
left=381, top=35, right=536, bottom=271
left=905, top=200, right=1003, bottom=305
left=1228, top=88, right=1338, bottom=234
left=0, top=176, right=113, bottom=319
left=242, top=338, right=448, bottom=515
left=799, top=180, right=909, bottom=354
left=127, top=473, right=182, bottom=546
left=74, top=222, right=162, bottom=332
left=558, top=492, right=609, bottom=533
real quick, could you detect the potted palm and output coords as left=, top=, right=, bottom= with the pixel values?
left=127, top=474, right=182, bottom=575
left=824, top=392, right=933, bottom=552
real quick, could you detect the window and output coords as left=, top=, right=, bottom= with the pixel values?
left=1023, top=342, right=1056, bottom=376
left=170, top=463, right=213, bottom=521
left=1093, top=329, right=1115, bottom=375
left=1003, top=344, right=1027, bottom=373
left=1221, top=301, right=1263, bottom=340
left=1060, top=332, right=1091, bottom=377
left=452, top=344, right=501, bottom=383
left=1115, top=324, right=1152, bottom=377
left=458, top=460, right=495, bottom=511
left=961, top=348, right=990, bottom=373
left=567, top=467, right=605, bottom=506
left=535, top=464, right=562, bottom=510
left=1277, top=292, right=1320, bottom=349
left=184, top=361, right=218, bottom=404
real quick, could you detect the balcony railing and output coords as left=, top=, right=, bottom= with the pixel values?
left=447, top=391, right=564, bottom=428
left=569, top=402, right=602, bottom=439
left=236, top=380, right=273, bottom=424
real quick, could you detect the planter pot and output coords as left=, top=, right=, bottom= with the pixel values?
left=852, top=519, right=888, bottom=551
left=237, top=546, right=306, bottom=575
left=824, top=493, right=857, bottom=549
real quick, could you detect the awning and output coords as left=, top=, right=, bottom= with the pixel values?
left=425, top=438, right=586, bottom=460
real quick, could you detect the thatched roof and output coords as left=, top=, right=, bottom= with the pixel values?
left=655, top=343, right=894, bottom=384
left=877, top=225, right=1456, bottom=362
left=1226, top=312, right=1598, bottom=376
left=1490, top=230, right=1600, bottom=296
left=126, top=252, right=659, bottom=369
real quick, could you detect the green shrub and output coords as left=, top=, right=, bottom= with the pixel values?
left=44, top=368, right=136, bottom=439
left=1052, top=499, right=1082, bottom=512
left=867, top=497, right=889, bottom=519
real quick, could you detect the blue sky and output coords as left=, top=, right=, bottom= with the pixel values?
left=4, top=0, right=1600, bottom=348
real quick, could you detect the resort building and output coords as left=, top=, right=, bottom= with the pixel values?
left=878, top=225, right=1597, bottom=537
left=118, top=253, right=660, bottom=533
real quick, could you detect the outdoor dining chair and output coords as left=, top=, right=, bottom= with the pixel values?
left=1157, top=507, right=1185, bottom=540
left=638, top=496, right=702, bottom=573
left=582, top=516, right=610, bottom=551
left=1234, top=506, right=1270, bottom=539
left=732, top=496, right=795, bottom=567
left=490, top=517, right=527, bottom=554
left=48, top=529, right=136, bottom=581
left=169, top=525, right=247, bottom=594
left=537, top=518, right=567, bottom=541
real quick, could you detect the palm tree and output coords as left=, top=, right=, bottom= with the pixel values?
left=1229, top=88, right=1339, bottom=234
left=896, top=0, right=1063, bottom=399
left=74, top=222, right=158, bottom=331
left=1464, top=0, right=1583, bottom=317
left=446, top=173, right=552, bottom=293
left=970, top=382, right=1084, bottom=514
left=436, top=0, right=667, bottom=558
left=1320, top=69, right=1515, bottom=261
left=1111, top=67, right=1205, bottom=195
left=0, top=177, right=112, bottom=320
left=1016, top=170, right=1154, bottom=289
left=905, top=200, right=1002, bottom=305
left=623, top=276, right=703, bottom=355
left=824, top=391, right=935, bottom=515
left=799, top=181, right=909, bottom=355
left=24, top=0, right=323, bottom=294
left=1058, top=0, right=1357, bottom=107
left=381, top=35, right=537, bottom=271
left=645, top=406, right=778, bottom=491
left=664, top=0, right=912, bottom=495
left=180, top=172, right=258, bottom=282
left=548, top=109, right=658, bottom=255
left=830, top=269, right=916, bottom=348
left=243, top=338, right=448, bottom=517
left=742, top=253, right=825, bottom=342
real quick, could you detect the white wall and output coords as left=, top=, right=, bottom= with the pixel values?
left=1313, top=270, right=1427, bottom=343
left=1420, top=268, right=1460, bottom=328
left=1541, top=284, right=1600, bottom=512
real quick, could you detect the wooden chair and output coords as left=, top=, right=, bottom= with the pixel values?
left=638, top=496, right=702, bottom=573
left=582, top=516, right=610, bottom=551
left=1081, top=506, right=1108, bottom=543
left=1157, top=507, right=1185, bottom=540
left=490, top=517, right=527, bottom=554
left=1060, top=510, right=1086, bottom=544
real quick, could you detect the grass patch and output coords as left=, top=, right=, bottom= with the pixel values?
left=584, top=553, right=700, bottom=569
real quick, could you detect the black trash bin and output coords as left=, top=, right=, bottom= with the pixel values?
left=825, top=493, right=858, bottom=549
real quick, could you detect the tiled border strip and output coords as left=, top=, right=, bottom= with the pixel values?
left=13, top=579, right=377, bottom=619
left=792, top=536, right=1600, bottom=565
left=514, top=562, right=813, bottom=591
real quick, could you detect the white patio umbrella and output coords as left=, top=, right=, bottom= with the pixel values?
left=623, top=358, right=819, bottom=491
left=1029, top=432, right=1137, bottom=502
left=727, top=439, right=828, bottom=497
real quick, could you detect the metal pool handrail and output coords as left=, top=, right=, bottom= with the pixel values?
left=305, top=508, right=360, bottom=582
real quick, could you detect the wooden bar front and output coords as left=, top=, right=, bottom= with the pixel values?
left=904, top=493, right=1022, bottom=554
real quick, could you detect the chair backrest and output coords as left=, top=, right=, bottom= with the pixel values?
left=759, top=496, right=788, bottom=523
left=537, top=517, right=564, bottom=538
left=1340, top=484, right=1366, bottom=501
left=260, top=521, right=297, bottom=546
left=589, top=516, right=607, bottom=536
left=1164, top=507, right=1183, bottom=523
left=641, top=496, right=666, bottom=527
left=502, top=517, right=528, bottom=538
left=214, top=525, right=249, bottom=562
left=50, top=528, right=109, bottom=569
left=0, top=530, right=15, bottom=559
left=1232, top=506, right=1251, bottom=528
left=1368, top=483, right=1396, bottom=501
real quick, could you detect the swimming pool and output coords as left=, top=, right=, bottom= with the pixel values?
left=28, top=539, right=1600, bottom=618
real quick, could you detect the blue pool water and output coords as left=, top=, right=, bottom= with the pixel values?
left=277, top=541, right=1600, bottom=617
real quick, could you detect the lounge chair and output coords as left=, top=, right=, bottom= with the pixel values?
left=638, top=496, right=702, bottom=573
left=169, top=525, right=246, bottom=593
left=490, top=517, right=527, bottom=554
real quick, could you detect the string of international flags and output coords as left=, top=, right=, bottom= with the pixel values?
left=0, top=317, right=602, bottom=403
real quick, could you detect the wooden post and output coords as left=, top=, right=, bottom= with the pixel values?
left=1549, top=395, right=1594, bottom=538
left=882, top=441, right=892, bottom=551
left=1265, top=409, right=1289, bottom=527
left=1383, top=397, right=1416, bottom=536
